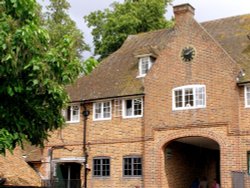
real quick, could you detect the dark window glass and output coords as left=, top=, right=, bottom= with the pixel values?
left=123, top=157, right=142, bottom=177
left=93, top=158, right=110, bottom=177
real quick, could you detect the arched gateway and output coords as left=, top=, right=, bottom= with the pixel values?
left=148, top=129, right=229, bottom=188
left=163, top=136, right=220, bottom=188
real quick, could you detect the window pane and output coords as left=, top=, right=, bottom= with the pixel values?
left=133, top=157, right=142, bottom=176
left=184, top=88, right=194, bottom=107
left=175, top=90, right=183, bottom=108
left=103, top=102, right=111, bottom=118
left=93, top=159, right=101, bottom=176
left=102, top=159, right=110, bottom=176
left=72, top=105, right=79, bottom=121
left=247, top=87, right=250, bottom=106
left=134, top=99, right=142, bottom=116
left=195, top=87, right=205, bottom=106
left=141, top=57, right=150, bottom=75
left=66, top=106, right=71, bottom=121
left=125, top=100, right=132, bottom=116
left=247, top=93, right=250, bottom=106
left=124, top=158, right=132, bottom=176
left=95, top=103, right=102, bottom=119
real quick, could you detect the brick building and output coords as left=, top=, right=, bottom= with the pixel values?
left=18, top=3, right=250, bottom=188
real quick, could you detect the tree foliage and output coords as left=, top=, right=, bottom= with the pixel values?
left=0, top=0, right=83, bottom=154
left=44, top=0, right=89, bottom=59
left=85, top=0, right=173, bottom=60
left=82, top=57, right=99, bottom=75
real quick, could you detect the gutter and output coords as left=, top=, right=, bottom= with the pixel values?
left=70, top=93, right=145, bottom=104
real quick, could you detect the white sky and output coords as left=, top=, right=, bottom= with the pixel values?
left=37, top=0, right=250, bottom=58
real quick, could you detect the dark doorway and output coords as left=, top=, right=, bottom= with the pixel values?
left=164, top=137, right=220, bottom=188
left=54, top=163, right=81, bottom=188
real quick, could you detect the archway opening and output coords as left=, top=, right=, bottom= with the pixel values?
left=164, top=136, right=220, bottom=188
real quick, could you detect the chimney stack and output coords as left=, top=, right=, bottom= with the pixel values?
left=173, top=4, right=195, bottom=23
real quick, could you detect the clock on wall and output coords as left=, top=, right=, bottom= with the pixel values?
left=181, top=46, right=195, bottom=62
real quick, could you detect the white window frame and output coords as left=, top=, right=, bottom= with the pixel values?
left=172, top=85, right=206, bottom=110
left=138, top=56, right=154, bottom=77
left=122, top=98, right=143, bottom=118
left=62, top=104, right=80, bottom=123
left=245, top=85, right=250, bottom=108
left=93, top=101, right=112, bottom=121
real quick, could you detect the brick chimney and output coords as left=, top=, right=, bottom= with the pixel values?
left=173, top=3, right=195, bottom=24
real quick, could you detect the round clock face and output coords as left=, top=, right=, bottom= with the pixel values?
left=181, top=46, right=195, bottom=62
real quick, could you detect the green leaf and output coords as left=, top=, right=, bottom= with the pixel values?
left=32, top=79, right=39, bottom=86
left=7, top=86, right=14, bottom=96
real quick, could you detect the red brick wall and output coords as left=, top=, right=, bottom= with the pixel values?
left=142, top=5, right=242, bottom=188
left=39, top=4, right=250, bottom=188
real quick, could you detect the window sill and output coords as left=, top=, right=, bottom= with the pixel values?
left=122, top=176, right=143, bottom=179
left=65, top=120, right=80, bottom=124
left=93, top=118, right=112, bottom=121
left=122, top=115, right=143, bottom=119
left=172, top=106, right=206, bottom=111
left=92, top=176, right=110, bottom=179
left=136, top=75, right=146, bottom=78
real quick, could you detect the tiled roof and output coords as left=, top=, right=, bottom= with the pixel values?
left=202, top=14, right=250, bottom=82
left=67, top=28, right=174, bottom=102
left=22, top=144, right=42, bottom=162
left=67, top=14, right=250, bottom=102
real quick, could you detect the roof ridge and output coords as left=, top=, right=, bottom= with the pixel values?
left=201, top=13, right=250, bottom=24
left=128, top=28, right=170, bottom=38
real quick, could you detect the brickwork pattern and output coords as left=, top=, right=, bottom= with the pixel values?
left=37, top=4, right=250, bottom=188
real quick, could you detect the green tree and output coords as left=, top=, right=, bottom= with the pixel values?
left=83, top=57, right=99, bottom=75
left=0, top=0, right=83, bottom=154
left=85, top=0, right=173, bottom=60
left=44, top=0, right=89, bottom=58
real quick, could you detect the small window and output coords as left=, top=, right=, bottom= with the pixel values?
left=173, top=85, right=206, bottom=110
left=138, top=56, right=154, bottom=77
left=93, top=157, right=110, bottom=177
left=123, top=156, right=142, bottom=177
left=123, top=98, right=143, bottom=118
left=245, top=86, right=250, bottom=108
left=93, top=101, right=111, bottom=120
left=62, top=104, right=80, bottom=123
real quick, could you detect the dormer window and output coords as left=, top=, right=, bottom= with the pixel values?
left=138, top=56, right=155, bottom=77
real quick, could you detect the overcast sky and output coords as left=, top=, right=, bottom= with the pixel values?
left=37, top=0, right=250, bottom=58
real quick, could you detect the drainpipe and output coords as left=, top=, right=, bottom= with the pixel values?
left=82, top=103, right=90, bottom=188
left=49, top=145, right=65, bottom=183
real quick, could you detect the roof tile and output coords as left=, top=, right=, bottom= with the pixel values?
left=67, top=14, right=250, bottom=102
